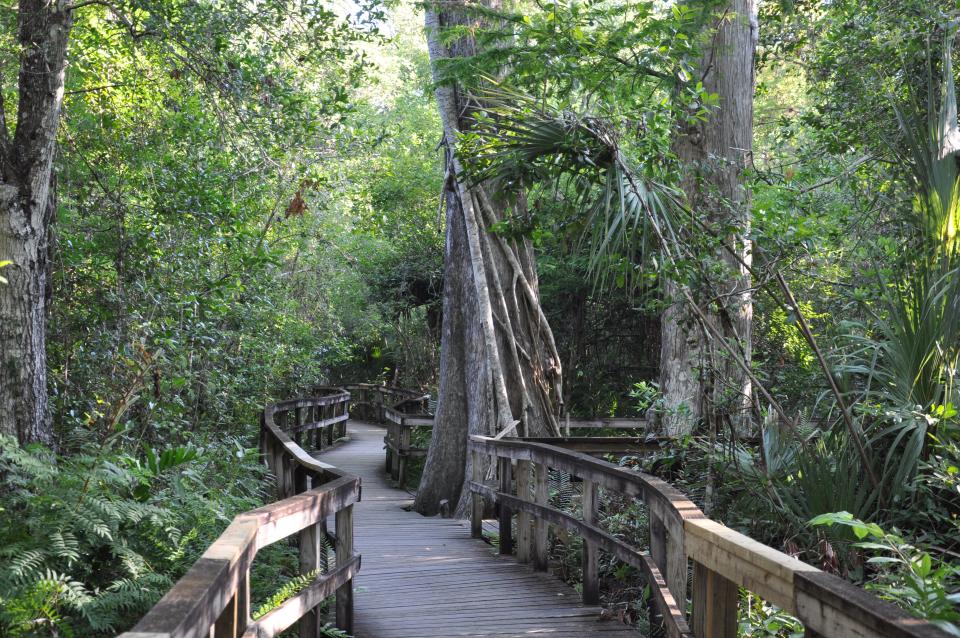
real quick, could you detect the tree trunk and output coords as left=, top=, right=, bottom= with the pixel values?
left=414, top=2, right=563, bottom=516
left=659, top=0, right=756, bottom=437
left=0, top=1, right=73, bottom=446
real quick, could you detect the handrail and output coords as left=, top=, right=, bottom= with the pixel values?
left=468, top=434, right=953, bottom=638
left=120, top=388, right=359, bottom=638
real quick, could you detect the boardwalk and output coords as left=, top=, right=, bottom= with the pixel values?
left=317, top=421, right=639, bottom=638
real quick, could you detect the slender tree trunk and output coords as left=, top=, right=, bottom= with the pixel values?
left=0, top=1, right=73, bottom=446
left=659, top=0, right=756, bottom=437
left=415, top=2, right=563, bottom=516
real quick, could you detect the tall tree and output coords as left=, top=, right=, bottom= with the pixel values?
left=0, top=1, right=72, bottom=445
left=414, top=1, right=563, bottom=516
left=659, top=0, right=757, bottom=437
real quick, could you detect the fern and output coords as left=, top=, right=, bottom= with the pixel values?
left=0, top=434, right=266, bottom=636
left=252, top=569, right=322, bottom=620
left=548, top=469, right=576, bottom=512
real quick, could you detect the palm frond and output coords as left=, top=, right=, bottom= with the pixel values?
left=459, top=81, right=682, bottom=291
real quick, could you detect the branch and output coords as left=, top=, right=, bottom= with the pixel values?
left=798, top=155, right=875, bottom=194
left=65, top=0, right=111, bottom=10
left=773, top=271, right=881, bottom=493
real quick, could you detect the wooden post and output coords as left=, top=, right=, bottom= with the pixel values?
left=390, top=424, right=401, bottom=481
left=212, top=573, right=248, bottom=638
left=471, top=450, right=483, bottom=538
left=498, top=457, right=513, bottom=555
left=532, top=462, right=549, bottom=571
left=295, top=407, right=304, bottom=446
left=515, top=460, right=532, bottom=563
left=327, top=404, right=335, bottom=446
left=581, top=479, right=599, bottom=605
left=335, top=504, right=354, bottom=634
left=398, top=426, right=411, bottom=489
left=298, top=472, right=321, bottom=638
left=666, top=525, right=688, bottom=611
left=648, top=513, right=667, bottom=638
left=691, top=561, right=737, bottom=638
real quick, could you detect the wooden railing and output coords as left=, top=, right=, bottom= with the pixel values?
left=468, top=435, right=953, bottom=638
left=340, top=383, right=423, bottom=423
left=120, top=388, right=359, bottom=638
left=382, top=395, right=432, bottom=488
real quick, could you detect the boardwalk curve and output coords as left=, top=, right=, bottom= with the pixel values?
left=319, top=420, right=639, bottom=637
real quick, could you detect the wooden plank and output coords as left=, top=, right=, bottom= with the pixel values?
left=335, top=504, right=354, bottom=634
left=299, top=478, right=321, bottom=638
left=532, top=462, right=549, bottom=572
left=471, top=450, right=483, bottom=538
left=581, top=479, right=599, bottom=605
left=690, top=561, right=737, bottom=638
left=520, top=436, right=660, bottom=454
left=398, top=426, right=411, bottom=489
left=683, top=517, right=813, bottom=612
left=498, top=457, right=513, bottom=556
left=564, top=417, right=648, bottom=429
left=515, top=460, right=532, bottom=563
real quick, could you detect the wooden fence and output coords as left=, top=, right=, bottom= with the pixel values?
left=119, top=388, right=359, bottom=638
left=468, top=434, right=953, bottom=638
left=121, top=384, right=951, bottom=638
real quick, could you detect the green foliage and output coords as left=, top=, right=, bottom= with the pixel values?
left=738, top=592, right=804, bottom=638
left=0, top=434, right=264, bottom=636
left=810, top=512, right=960, bottom=634
left=252, top=569, right=322, bottom=620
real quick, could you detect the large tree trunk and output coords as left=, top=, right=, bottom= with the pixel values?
left=414, top=2, right=563, bottom=516
left=0, top=1, right=73, bottom=446
left=659, top=0, right=756, bottom=438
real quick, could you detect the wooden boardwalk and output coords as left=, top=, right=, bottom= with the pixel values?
left=316, top=421, right=639, bottom=637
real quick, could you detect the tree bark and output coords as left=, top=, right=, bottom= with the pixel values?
left=0, top=1, right=73, bottom=446
left=659, top=0, right=756, bottom=437
left=414, top=2, right=563, bottom=516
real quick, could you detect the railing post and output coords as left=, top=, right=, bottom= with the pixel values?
left=532, top=462, right=549, bottom=571
left=298, top=471, right=321, bottom=638
left=498, top=457, right=513, bottom=555
left=327, top=403, right=335, bottom=446
left=471, top=449, right=483, bottom=538
left=648, top=513, right=667, bottom=637
left=398, top=425, right=411, bottom=489
left=581, top=478, right=599, bottom=605
left=295, top=406, right=304, bottom=446
left=691, top=561, right=737, bottom=638
left=335, top=504, right=354, bottom=635
left=213, top=571, right=248, bottom=638
left=665, top=521, right=688, bottom=612
left=515, top=460, right=532, bottom=563
left=390, top=423, right=401, bottom=482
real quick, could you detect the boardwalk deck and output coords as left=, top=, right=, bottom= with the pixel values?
left=316, top=421, right=639, bottom=637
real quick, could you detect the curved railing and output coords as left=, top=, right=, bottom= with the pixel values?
left=467, top=435, right=953, bottom=638
left=120, top=388, right=359, bottom=638
left=121, top=382, right=950, bottom=638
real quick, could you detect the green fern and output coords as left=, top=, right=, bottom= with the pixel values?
left=0, top=434, right=266, bottom=636
left=252, top=569, right=322, bottom=620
